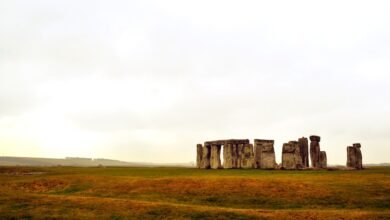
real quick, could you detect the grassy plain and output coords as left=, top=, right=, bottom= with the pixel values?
left=0, top=166, right=389, bottom=219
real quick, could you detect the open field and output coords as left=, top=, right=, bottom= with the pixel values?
left=0, top=166, right=389, bottom=219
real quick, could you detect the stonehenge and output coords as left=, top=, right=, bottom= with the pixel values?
left=196, top=136, right=358, bottom=170
left=199, top=139, right=250, bottom=169
left=347, top=143, right=363, bottom=169
left=196, top=139, right=279, bottom=170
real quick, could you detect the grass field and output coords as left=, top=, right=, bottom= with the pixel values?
left=0, top=166, right=389, bottom=219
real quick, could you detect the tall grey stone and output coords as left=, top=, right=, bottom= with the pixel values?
left=254, top=139, right=276, bottom=169
left=237, top=143, right=244, bottom=168
left=310, top=135, right=321, bottom=168
left=196, top=144, right=203, bottom=168
left=347, top=143, right=363, bottom=169
left=346, top=146, right=356, bottom=168
left=298, top=137, right=309, bottom=167
left=231, top=144, right=239, bottom=168
left=201, top=144, right=211, bottom=169
left=223, top=143, right=234, bottom=169
left=319, top=151, right=327, bottom=168
left=240, top=143, right=254, bottom=168
left=254, top=142, right=261, bottom=168
left=354, top=143, right=363, bottom=170
left=210, top=144, right=222, bottom=169
left=282, top=141, right=303, bottom=169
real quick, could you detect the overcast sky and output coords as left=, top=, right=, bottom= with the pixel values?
left=1, top=0, right=389, bottom=164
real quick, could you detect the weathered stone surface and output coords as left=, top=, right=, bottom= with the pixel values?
left=319, top=151, right=327, bottom=168
left=347, top=143, right=363, bottom=169
left=240, top=143, right=254, bottom=168
left=355, top=147, right=363, bottom=170
left=196, top=144, right=203, bottom=168
left=353, top=143, right=363, bottom=169
left=223, top=142, right=245, bottom=169
left=204, top=139, right=250, bottom=169
left=210, top=144, right=222, bottom=169
left=201, top=145, right=211, bottom=169
left=254, top=143, right=261, bottom=169
left=205, top=139, right=250, bottom=145
left=298, top=137, right=309, bottom=167
left=254, top=139, right=276, bottom=169
left=310, top=135, right=321, bottom=142
left=237, top=144, right=244, bottom=168
left=310, top=135, right=321, bottom=168
left=347, top=146, right=356, bottom=168
left=231, top=144, right=239, bottom=168
left=223, top=143, right=234, bottom=169
left=282, top=141, right=303, bottom=169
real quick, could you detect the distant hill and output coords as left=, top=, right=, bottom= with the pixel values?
left=1, top=157, right=386, bottom=168
left=327, top=163, right=390, bottom=167
left=364, top=163, right=390, bottom=167
left=0, top=156, right=194, bottom=167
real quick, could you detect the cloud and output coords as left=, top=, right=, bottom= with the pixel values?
left=0, top=0, right=389, bottom=163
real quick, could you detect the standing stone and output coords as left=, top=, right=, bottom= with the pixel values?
left=310, top=135, right=321, bottom=168
left=231, top=144, right=239, bottom=168
left=354, top=143, right=363, bottom=169
left=347, top=143, right=363, bottom=169
left=237, top=144, right=244, bottom=168
left=241, top=143, right=254, bottom=168
left=196, top=144, right=203, bottom=168
left=254, top=139, right=276, bottom=169
left=223, top=143, right=234, bottom=169
left=319, top=151, right=327, bottom=168
left=260, top=141, right=276, bottom=169
left=210, top=144, right=222, bottom=169
left=282, top=141, right=303, bottom=169
left=281, top=142, right=295, bottom=169
left=202, top=145, right=211, bottom=169
left=253, top=140, right=262, bottom=169
left=346, top=146, right=356, bottom=168
left=200, top=139, right=250, bottom=169
left=298, top=137, right=309, bottom=167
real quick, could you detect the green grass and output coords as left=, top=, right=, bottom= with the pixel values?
left=0, top=166, right=389, bottom=219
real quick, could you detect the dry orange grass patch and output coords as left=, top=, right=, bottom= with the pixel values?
left=0, top=166, right=389, bottom=219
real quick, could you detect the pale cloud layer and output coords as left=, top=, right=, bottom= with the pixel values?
left=1, top=0, right=389, bottom=164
